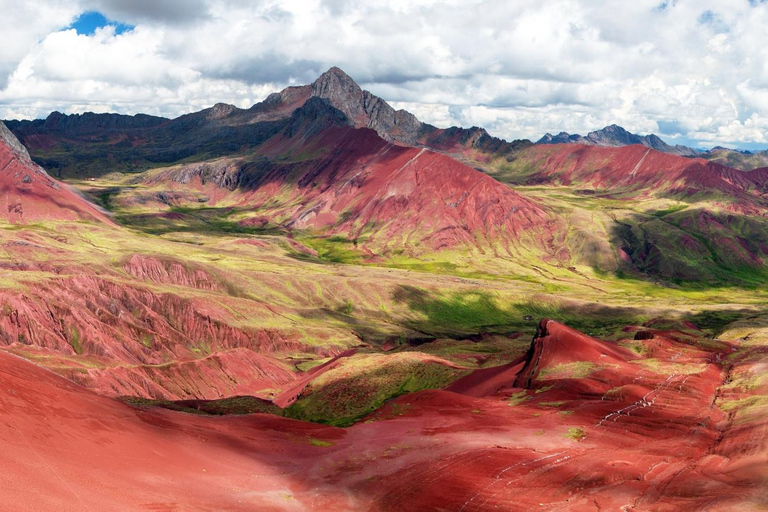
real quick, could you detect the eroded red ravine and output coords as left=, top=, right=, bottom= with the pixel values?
left=0, top=273, right=348, bottom=400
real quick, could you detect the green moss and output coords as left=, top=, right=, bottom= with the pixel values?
left=120, top=395, right=283, bottom=416
left=294, top=235, right=365, bottom=264
left=508, top=390, right=530, bottom=406
left=538, top=401, right=567, bottom=407
left=68, top=326, right=83, bottom=355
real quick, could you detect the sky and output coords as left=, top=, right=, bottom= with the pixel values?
left=2, top=0, right=768, bottom=149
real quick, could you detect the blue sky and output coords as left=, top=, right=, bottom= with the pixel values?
left=67, top=11, right=133, bottom=36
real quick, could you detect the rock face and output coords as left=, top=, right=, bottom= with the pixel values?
left=309, top=67, right=424, bottom=144
left=537, top=124, right=699, bottom=157
left=0, top=121, right=32, bottom=160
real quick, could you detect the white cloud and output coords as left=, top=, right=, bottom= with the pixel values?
left=2, top=0, right=768, bottom=147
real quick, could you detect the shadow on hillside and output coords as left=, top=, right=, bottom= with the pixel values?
left=297, top=306, right=423, bottom=345
left=606, top=210, right=768, bottom=288
left=391, top=285, right=646, bottom=338
left=115, top=208, right=288, bottom=238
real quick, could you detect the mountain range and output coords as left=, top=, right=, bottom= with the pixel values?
left=537, top=124, right=699, bottom=157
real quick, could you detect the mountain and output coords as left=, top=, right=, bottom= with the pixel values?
left=2, top=67, right=768, bottom=511
left=0, top=121, right=110, bottom=224
left=537, top=124, right=699, bottom=157
left=4, top=67, right=532, bottom=178
left=132, top=96, right=550, bottom=254
left=488, top=142, right=768, bottom=283
left=699, top=146, right=768, bottom=170
left=512, top=142, right=768, bottom=201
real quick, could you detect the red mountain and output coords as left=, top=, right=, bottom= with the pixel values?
left=142, top=97, right=551, bottom=254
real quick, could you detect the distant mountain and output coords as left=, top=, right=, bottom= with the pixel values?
left=537, top=124, right=699, bottom=157
left=135, top=94, right=549, bottom=253
left=699, top=146, right=768, bottom=171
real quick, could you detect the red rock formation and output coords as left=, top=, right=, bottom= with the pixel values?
left=0, top=319, right=764, bottom=511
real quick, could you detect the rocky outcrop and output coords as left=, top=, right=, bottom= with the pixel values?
left=122, top=254, right=225, bottom=292
left=310, top=67, right=424, bottom=144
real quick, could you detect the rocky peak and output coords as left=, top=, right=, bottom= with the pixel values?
left=309, top=67, right=424, bottom=144
left=537, top=131, right=585, bottom=144
left=311, top=67, right=361, bottom=99
left=538, top=124, right=699, bottom=157
left=209, top=103, right=237, bottom=119
left=585, top=124, right=637, bottom=146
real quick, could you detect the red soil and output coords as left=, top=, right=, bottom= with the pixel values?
left=80, top=348, right=297, bottom=400
left=2, top=319, right=764, bottom=511
left=0, top=127, right=111, bottom=224
left=513, top=318, right=637, bottom=388
left=447, top=356, right=526, bottom=397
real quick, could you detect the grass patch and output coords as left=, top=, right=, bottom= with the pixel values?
left=565, top=427, right=586, bottom=441
left=393, top=285, right=643, bottom=337
left=539, top=362, right=599, bottom=380
left=285, top=353, right=467, bottom=426
left=307, top=438, right=334, bottom=447
left=635, top=359, right=706, bottom=376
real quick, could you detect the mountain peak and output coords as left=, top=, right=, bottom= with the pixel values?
left=309, top=67, right=423, bottom=144
left=311, top=67, right=362, bottom=99
left=320, top=66, right=356, bottom=81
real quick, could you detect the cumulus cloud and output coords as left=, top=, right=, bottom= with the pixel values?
left=2, top=0, right=768, bottom=147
